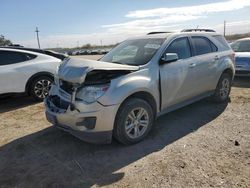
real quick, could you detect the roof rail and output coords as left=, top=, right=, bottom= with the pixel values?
left=147, top=31, right=172, bottom=35
left=181, top=29, right=216, bottom=33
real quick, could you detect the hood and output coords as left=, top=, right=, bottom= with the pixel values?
left=58, top=57, right=139, bottom=84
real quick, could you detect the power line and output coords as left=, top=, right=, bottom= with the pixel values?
left=223, top=21, right=226, bottom=37
left=35, top=27, right=41, bottom=49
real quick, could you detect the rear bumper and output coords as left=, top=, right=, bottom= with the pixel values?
left=235, top=70, right=250, bottom=77
left=44, top=95, right=119, bottom=144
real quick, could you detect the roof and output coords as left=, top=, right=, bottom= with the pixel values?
left=0, top=46, right=67, bottom=60
left=129, top=29, right=221, bottom=40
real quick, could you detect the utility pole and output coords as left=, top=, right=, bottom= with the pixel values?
left=223, top=21, right=226, bottom=37
left=35, top=27, right=41, bottom=49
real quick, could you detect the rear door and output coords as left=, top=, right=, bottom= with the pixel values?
left=0, top=50, right=36, bottom=94
left=190, top=36, right=219, bottom=93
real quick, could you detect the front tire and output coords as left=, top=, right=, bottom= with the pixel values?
left=114, top=98, right=154, bottom=145
left=29, top=76, right=53, bottom=101
left=212, top=73, right=232, bottom=103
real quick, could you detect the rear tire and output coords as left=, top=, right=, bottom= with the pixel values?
left=212, top=73, right=232, bottom=103
left=29, top=76, right=53, bottom=102
left=113, top=98, right=154, bottom=145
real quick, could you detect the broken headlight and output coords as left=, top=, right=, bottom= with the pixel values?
left=76, top=85, right=109, bottom=103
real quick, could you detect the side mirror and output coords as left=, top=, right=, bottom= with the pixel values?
left=160, top=53, right=178, bottom=64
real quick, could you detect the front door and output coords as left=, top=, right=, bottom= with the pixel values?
left=160, top=37, right=198, bottom=110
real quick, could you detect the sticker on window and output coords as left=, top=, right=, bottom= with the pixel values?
left=144, top=44, right=161, bottom=49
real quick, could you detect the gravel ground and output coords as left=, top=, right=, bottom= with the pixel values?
left=0, top=55, right=249, bottom=188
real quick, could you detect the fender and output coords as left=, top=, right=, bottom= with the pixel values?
left=98, top=68, right=160, bottom=112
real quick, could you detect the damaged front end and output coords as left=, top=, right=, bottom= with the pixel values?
left=44, top=57, right=139, bottom=143
left=55, top=58, right=139, bottom=107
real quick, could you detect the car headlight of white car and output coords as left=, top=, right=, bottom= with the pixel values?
left=76, top=85, right=109, bottom=103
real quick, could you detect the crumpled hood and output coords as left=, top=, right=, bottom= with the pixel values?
left=58, top=57, right=139, bottom=84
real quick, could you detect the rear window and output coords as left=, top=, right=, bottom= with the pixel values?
left=192, top=36, right=215, bottom=56
left=212, top=35, right=231, bottom=50
left=44, top=50, right=67, bottom=60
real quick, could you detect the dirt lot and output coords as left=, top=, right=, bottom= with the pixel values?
left=0, top=55, right=250, bottom=188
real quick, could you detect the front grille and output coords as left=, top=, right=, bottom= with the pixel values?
left=50, top=95, right=70, bottom=110
left=60, top=80, right=74, bottom=94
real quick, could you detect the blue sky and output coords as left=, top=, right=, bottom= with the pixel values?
left=1, top=0, right=250, bottom=48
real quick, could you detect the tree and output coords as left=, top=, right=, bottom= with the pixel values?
left=0, top=35, right=12, bottom=46
left=82, top=43, right=91, bottom=49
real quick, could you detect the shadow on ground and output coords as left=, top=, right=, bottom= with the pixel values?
left=0, top=95, right=37, bottom=113
left=0, top=99, right=228, bottom=188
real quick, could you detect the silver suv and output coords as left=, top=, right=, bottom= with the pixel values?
left=45, top=29, right=235, bottom=145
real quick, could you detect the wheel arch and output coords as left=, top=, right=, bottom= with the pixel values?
left=222, top=68, right=234, bottom=80
left=25, top=72, right=54, bottom=94
left=117, top=91, right=158, bottom=120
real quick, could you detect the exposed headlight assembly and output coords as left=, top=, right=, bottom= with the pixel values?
left=76, top=85, right=109, bottom=103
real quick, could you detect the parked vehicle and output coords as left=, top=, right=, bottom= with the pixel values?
left=0, top=47, right=64, bottom=101
left=45, top=29, right=235, bottom=144
left=231, top=38, right=250, bottom=76
left=2, top=46, right=67, bottom=61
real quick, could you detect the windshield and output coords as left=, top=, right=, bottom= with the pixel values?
left=100, top=38, right=165, bottom=65
left=231, top=40, right=250, bottom=52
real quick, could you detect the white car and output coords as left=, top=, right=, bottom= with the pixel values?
left=0, top=47, right=63, bottom=101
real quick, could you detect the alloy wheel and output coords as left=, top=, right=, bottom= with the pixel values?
left=219, top=78, right=230, bottom=100
left=125, top=107, right=149, bottom=139
left=34, top=79, right=52, bottom=99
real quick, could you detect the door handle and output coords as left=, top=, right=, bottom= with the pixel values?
left=189, top=63, right=196, bottom=68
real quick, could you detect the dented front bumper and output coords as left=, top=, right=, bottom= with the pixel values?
left=44, top=86, right=119, bottom=144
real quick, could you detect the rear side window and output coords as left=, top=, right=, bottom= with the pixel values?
left=192, top=36, right=217, bottom=55
left=0, top=51, right=37, bottom=66
left=165, top=37, right=191, bottom=59
left=213, top=35, right=230, bottom=50
left=210, top=42, right=218, bottom=52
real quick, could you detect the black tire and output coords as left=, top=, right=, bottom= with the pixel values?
left=212, top=73, right=232, bottom=103
left=29, top=76, right=53, bottom=101
left=113, top=98, right=154, bottom=145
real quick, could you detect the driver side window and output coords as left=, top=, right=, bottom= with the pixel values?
left=165, top=37, right=191, bottom=60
